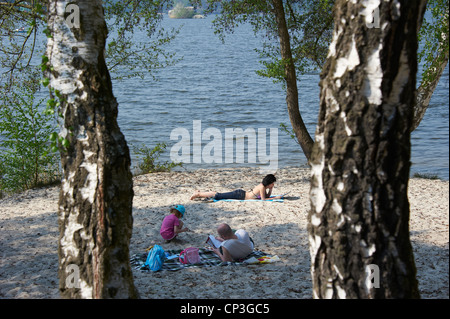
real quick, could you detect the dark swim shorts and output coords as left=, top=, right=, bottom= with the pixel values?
left=214, top=189, right=246, bottom=200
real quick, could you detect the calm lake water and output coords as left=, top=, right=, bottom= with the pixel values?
left=112, top=15, right=449, bottom=180
left=3, top=15, right=446, bottom=179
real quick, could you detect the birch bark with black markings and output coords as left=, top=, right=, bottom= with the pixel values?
left=309, top=0, right=426, bottom=299
left=46, top=0, right=138, bottom=299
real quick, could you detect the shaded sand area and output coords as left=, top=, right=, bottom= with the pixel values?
left=0, top=167, right=448, bottom=298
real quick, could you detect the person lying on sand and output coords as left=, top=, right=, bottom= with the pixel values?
left=190, top=174, right=281, bottom=201
left=211, top=223, right=254, bottom=262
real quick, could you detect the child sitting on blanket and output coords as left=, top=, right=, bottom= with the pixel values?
left=190, top=174, right=282, bottom=201
left=160, top=205, right=190, bottom=242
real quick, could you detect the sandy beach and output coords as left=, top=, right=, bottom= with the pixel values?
left=0, top=167, right=448, bottom=299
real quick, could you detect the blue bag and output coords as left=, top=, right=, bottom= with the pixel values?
left=143, top=244, right=165, bottom=271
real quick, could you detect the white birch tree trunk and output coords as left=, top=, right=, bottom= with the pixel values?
left=309, top=0, right=426, bottom=299
left=46, top=0, right=138, bottom=298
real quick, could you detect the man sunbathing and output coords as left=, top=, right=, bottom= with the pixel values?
left=211, top=223, right=254, bottom=262
left=190, top=174, right=282, bottom=201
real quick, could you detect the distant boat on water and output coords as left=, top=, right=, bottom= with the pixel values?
left=168, top=4, right=204, bottom=19
left=14, top=27, right=27, bottom=33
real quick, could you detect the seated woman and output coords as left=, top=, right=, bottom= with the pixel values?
left=189, top=174, right=281, bottom=201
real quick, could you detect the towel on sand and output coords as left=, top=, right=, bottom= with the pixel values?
left=213, top=198, right=284, bottom=202
left=213, top=195, right=284, bottom=202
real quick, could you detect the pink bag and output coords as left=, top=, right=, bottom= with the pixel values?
left=179, top=247, right=200, bottom=264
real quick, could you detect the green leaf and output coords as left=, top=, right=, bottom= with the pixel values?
left=47, top=98, right=57, bottom=108
left=49, top=132, right=58, bottom=141
left=62, top=138, right=70, bottom=149
left=42, top=78, right=50, bottom=87
left=43, top=107, right=55, bottom=116
left=43, top=27, right=52, bottom=38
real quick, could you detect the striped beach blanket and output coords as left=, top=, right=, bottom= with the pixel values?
left=131, top=248, right=271, bottom=272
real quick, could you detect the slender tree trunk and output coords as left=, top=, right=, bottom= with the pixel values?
left=309, top=0, right=426, bottom=298
left=272, top=0, right=315, bottom=160
left=411, top=4, right=448, bottom=132
left=412, top=46, right=449, bottom=131
left=47, top=0, right=139, bottom=298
